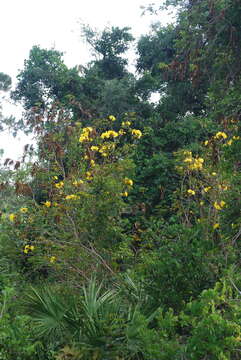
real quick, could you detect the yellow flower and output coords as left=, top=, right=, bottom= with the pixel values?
left=43, top=201, right=51, bottom=208
left=214, top=131, right=227, bottom=140
left=204, top=140, right=209, bottom=146
left=204, top=186, right=211, bottom=192
left=98, top=143, right=115, bottom=156
left=187, top=189, right=195, bottom=196
left=189, top=157, right=204, bottom=170
left=79, top=127, right=93, bottom=142
left=124, top=178, right=133, bottom=186
left=227, top=140, right=233, bottom=146
left=20, top=207, right=28, bottom=213
left=55, top=181, right=64, bottom=189
left=90, top=159, right=95, bottom=167
left=90, top=146, right=99, bottom=151
left=131, top=129, right=142, bottom=139
left=23, top=244, right=34, bottom=254
left=184, top=157, right=193, bottom=163
left=65, top=194, right=79, bottom=200
left=23, top=246, right=29, bottom=254
left=214, top=201, right=226, bottom=210
left=121, top=191, right=128, bottom=197
left=184, top=156, right=204, bottom=171
left=118, top=129, right=126, bottom=136
left=9, top=213, right=16, bottom=222
left=73, top=180, right=84, bottom=186
left=211, top=172, right=217, bottom=176
left=108, top=115, right=116, bottom=121
left=100, top=130, right=119, bottom=139
left=213, top=223, right=220, bottom=230
left=86, top=171, right=93, bottom=181
left=233, top=136, right=240, bottom=140
left=214, top=202, right=222, bottom=210
left=121, top=121, right=131, bottom=127
left=50, top=256, right=56, bottom=263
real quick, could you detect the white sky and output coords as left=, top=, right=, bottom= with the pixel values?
left=0, top=0, right=173, bottom=160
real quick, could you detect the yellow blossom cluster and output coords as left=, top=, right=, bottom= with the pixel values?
left=44, top=201, right=51, bottom=207
left=73, top=180, right=84, bottom=186
left=214, top=200, right=226, bottom=210
left=121, top=191, right=128, bottom=197
left=123, top=178, right=133, bottom=186
left=204, top=186, right=211, bottom=192
left=131, top=129, right=142, bottom=139
left=118, top=129, right=126, bottom=136
left=187, top=189, right=195, bottom=196
left=99, top=143, right=115, bottom=157
left=86, top=171, right=93, bottom=181
left=213, top=223, right=220, bottom=229
left=224, top=135, right=240, bottom=147
left=9, top=214, right=16, bottom=222
left=100, top=130, right=119, bottom=139
left=50, top=256, right=56, bottom=263
left=122, top=121, right=131, bottom=127
left=55, top=181, right=64, bottom=189
left=79, top=127, right=93, bottom=142
left=20, top=207, right=28, bottom=213
left=214, top=131, right=227, bottom=140
left=65, top=194, right=79, bottom=200
left=183, top=152, right=204, bottom=171
left=90, top=143, right=116, bottom=157
left=23, top=244, right=34, bottom=254
left=108, top=115, right=116, bottom=121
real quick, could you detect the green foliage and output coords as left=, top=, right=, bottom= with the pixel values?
left=24, top=278, right=158, bottom=359
left=0, top=73, right=11, bottom=92
left=82, top=25, right=134, bottom=80
left=0, top=287, right=42, bottom=360
left=0, top=1, right=241, bottom=358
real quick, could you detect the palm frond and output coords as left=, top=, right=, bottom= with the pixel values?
left=24, top=286, right=71, bottom=341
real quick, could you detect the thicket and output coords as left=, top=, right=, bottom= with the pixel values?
left=0, top=0, right=241, bottom=359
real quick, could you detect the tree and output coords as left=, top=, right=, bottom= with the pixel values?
left=82, top=25, right=134, bottom=80
left=0, top=72, right=11, bottom=92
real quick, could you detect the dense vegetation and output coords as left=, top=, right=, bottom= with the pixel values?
left=0, top=0, right=241, bottom=358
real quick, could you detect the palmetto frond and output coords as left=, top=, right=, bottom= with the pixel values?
left=24, top=286, right=79, bottom=342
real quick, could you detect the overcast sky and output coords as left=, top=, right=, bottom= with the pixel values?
left=0, top=0, right=173, bottom=160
